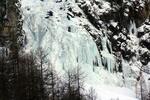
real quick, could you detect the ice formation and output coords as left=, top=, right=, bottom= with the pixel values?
left=20, top=0, right=143, bottom=99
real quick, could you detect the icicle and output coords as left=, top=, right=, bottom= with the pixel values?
left=129, top=20, right=137, bottom=35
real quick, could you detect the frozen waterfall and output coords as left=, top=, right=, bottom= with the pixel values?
left=20, top=0, right=137, bottom=99
left=21, top=0, right=116, bottom=73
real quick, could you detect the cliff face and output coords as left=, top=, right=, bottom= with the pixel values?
left=0, top=0, right=16, bottom=45
left=0, top=0, right=150, bottom=99
left=77, top=1, right=150, bottom=99
left=77, top=0, right=150, bottom=64
left=0, top=0, right=24, bottom=53
left=20, top=0, right=150, bottom=99
left=128, top=0, right=150, bottom=27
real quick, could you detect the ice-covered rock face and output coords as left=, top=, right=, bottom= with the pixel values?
left=21, top=0, right=101, bottom=71
left=21, top=0, right=150, bottom=99
left=21, top=0, right=117, bottom=82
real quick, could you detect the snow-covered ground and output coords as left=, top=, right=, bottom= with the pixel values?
left=21, top=0, right=138, bottom=100
left=85, top=85, right=138, bottom=100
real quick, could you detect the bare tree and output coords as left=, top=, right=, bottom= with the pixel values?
left=46, top=65, right=58, bottom=100
left=36, top=47, right=48, bottom=100
left=62, top=66, right=85, bottom=100
left=86, top=87, right=97, bottom=100
left=0, top=48, right=9, bottom=100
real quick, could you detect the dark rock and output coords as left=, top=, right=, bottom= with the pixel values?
left=56, top=0, right=62, bottom=3
left=140, top=40, right=150, bottom=50
left=140, top=52, right=150, bottom=65
left=137, top=31, right=144, bottom=38
left=47, top=11, right=53, bottom=16
left=68, top=26, right=71, bottom=32
left=45, top=16, right=49, bottom=19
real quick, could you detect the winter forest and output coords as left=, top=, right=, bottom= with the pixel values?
left=0, top=0, right=150, bottom=100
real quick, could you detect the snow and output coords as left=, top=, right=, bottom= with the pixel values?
left=85, top=83, right=138, bottom=100
left=110, top=20, right=118, bottom=27
left=121, top=16, right=150, bottom=99
left=98, top=87, right=137, bottom=100
left=21, top=0, right=138, bottom=100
